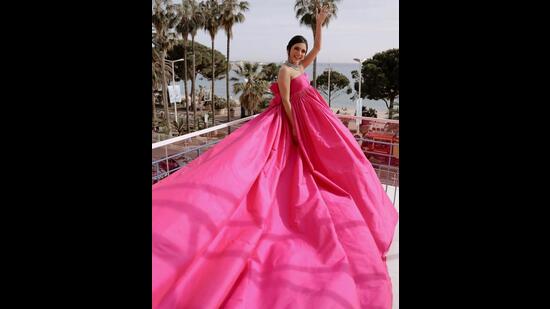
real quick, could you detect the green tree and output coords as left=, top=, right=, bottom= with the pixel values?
left=152, top=47, right=174, bottom=124
left=315, top=69, right=350, bottom=107
left=257, top=63, right=280, bottom=110
left=221, top=0, right=249, bottom=124
left=176, top=1, right=192, bottom=132
left=259, top=63, right=281, bottom=82
left=167, top=40, right=227, bottom=130
left=152, top=0, right=181, bottom=135
left=362, top=106, right=378, bottom=118
left=172, top=118, right=187, bottom=135
left=202, top=0, right=223, bottom=127
left=353, top=48, right=399, bottom=119
left=168, top=41, right=227, bottom=82
left=187, top=0, right=205, bottom=130
left=231, top=62, right=269, bottom=117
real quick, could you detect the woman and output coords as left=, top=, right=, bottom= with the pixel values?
left=152, top=6, right=398, bottom=308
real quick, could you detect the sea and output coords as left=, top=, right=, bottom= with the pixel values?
left=170, top=62, right=393, bottom=118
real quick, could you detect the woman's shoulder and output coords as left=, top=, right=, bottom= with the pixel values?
left=278, top=65, right=292, bottom=79
left=279, top=64, right=304, bottom=80
left=279, top=64, right=291, bottom=74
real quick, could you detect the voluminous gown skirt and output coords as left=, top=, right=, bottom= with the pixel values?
left=152, top=73, right=398, bottom=308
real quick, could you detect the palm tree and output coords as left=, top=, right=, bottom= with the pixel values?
left=231, top=62, right=269, bottom=116
left=152, top=47, right=174, bottom=124
left=176, top=2, right=191, bottom=132
left=294, top=0, right=340, bottom=88
left=152, top=48, right=162, bottom=123
left=221, top=0, right=249, bottom=124
left=185, top=0, right=204, bottom=131
left=172, top=118, right=187, bottom=135
left=202, top=0, right=222, bottom=127
left=259, top=63, right=281, bottom=82
left=152, top=0, right=181, bottom=136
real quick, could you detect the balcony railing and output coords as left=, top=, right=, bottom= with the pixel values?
left=152, top=114, right=399, bottom=205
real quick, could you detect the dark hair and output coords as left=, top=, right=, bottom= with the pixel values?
left=286, top=35, right=308, bottom=56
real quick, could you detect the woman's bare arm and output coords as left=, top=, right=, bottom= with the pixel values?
left=278, top=67, right=298, bottom=143
left=300, top=5, right=330, bottom=69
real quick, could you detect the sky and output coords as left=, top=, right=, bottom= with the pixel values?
left=166, top=0, right=399, bottom=63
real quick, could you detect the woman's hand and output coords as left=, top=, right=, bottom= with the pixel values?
left=291, top=126, right=299, bottom=146
left=316, top=5, right=330, bottom=25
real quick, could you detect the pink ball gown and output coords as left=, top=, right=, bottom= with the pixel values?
left=152, top=72, right=398, bottom=308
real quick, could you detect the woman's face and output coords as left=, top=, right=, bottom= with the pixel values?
left=289, top=43, right=307, bottom=63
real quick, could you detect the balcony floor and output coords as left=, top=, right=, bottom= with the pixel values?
left=385, top=185, right=399, bottom=309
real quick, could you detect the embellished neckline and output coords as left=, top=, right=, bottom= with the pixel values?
left=284, top=61, right=300, bottom=71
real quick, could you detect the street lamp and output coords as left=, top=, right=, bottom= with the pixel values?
left=353, top=58, right=367, bottom=129
left=165, top=58, right=185, bottom=123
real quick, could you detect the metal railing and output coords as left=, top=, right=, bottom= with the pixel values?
left=334, top=114, right=399, bottom=204
left=152, top=115, right=259, bottom=183
left=152, top=113, right=399, bottom=205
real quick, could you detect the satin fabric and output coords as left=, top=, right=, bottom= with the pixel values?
left=152, top=72, right=398, bottom=308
